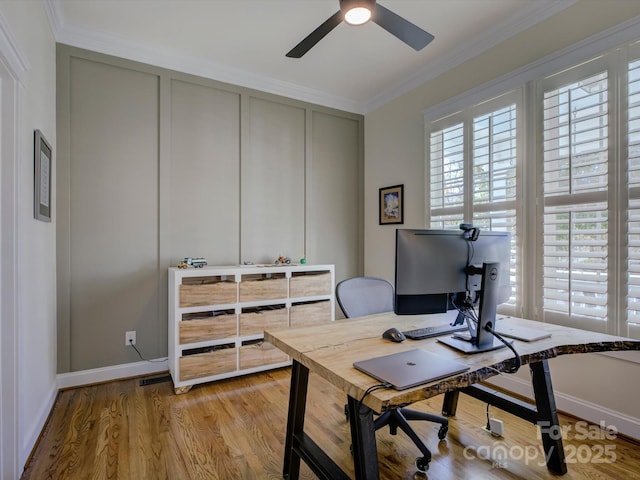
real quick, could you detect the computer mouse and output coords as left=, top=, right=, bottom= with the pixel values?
left=382, top=327, right=406, bottom=343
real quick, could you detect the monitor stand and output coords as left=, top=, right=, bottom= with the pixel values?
left=438, top=334, right=506, bottom=353
left=439, top=262, right=507, bottom=354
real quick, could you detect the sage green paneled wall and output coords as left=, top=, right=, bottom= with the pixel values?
left=56, top=45, right=363, bottom=373
left=309, top=111, right=363, bottom=282
left=242, top=98, right=306, bottom=263
left=168, top=79, right=241, bottom=266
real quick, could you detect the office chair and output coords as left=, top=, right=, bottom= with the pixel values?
left=335, top=276, right=448, bottom=472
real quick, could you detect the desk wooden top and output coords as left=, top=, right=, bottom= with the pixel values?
left=264, top=312, right=640, bottom=413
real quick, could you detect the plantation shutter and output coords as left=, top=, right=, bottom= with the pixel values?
left=627, top=57, right=640, bottom=339
left=429, top=122, right=465, bottom=229
left=427, top=91, right=521, bottom=311
left=426, top=38, right=640, bottom=339
left=541, top=69, right=609, bottom=331
left=472, top=104, right=519, bottom=304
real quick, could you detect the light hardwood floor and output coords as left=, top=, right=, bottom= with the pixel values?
left=22, top=367, right=640, bottom=479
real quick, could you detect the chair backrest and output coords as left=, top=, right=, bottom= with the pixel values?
left=336, top=276, right=394, bottom=318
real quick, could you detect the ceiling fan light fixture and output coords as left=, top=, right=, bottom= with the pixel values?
left=345, top=7, right=371, bottom=25
left=341, top=0, right=374, bottom=26
left=286, top=0, right=434, bottom=58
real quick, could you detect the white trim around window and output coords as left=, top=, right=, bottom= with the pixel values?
left=424, top=18, right=640, bottom=348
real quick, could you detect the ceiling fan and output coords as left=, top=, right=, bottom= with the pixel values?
left=286, top=0, right=434, bottom=58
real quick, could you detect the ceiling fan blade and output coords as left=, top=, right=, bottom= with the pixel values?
left=286, top=10, right=343, bottom=58
left=372, top=4, right=434, bottom=51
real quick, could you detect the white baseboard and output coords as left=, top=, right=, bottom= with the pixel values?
left=21, top=381, right=58, bottom=472
left=22, top=361, right=168, bottom=473
left=485, top=375, right=640, bottom=441
left=56, top=359, right=169, bottom=390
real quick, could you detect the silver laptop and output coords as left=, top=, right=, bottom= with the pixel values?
left=353, top=349, right=469, bottom=390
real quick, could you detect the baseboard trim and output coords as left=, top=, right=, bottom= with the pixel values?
left=485, top=375, right=640, bottom=442
left=21, top=381, right=58, bottom=473
left=57, top=359, right=169, bottom=389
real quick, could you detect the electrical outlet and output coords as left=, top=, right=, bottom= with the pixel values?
left=490, top=418, right=504, bottom=436
left=125, top=331, right=136, bottom=346
left=484, top=418, right=504, bottom=437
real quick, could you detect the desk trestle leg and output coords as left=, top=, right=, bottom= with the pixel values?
left=440, top=359, right=567, bottom=476
left=283, top=361, right=308, bottom=480
left=283, top=361, right=351, bottom=480
left=442, top=390, right=460, bottom=417
left=347, top=396, right=380, bottom=479
left=531, top=360, right=567, bottom=475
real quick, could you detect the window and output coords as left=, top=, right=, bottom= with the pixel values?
left=471, top=104, right=518, bottom=233
left=425, top=36, right=640, bottom=339
left=538, top=50, right=640, bottom=337
left=429, top=122, right=464, bottom=229
left=627, top=56, right=640, bottom=338
left=427, top=92, right=521, bottom=309
left=540, top=66, right=610, bottom=332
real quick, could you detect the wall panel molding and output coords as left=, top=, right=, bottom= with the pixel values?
left=56, top=44, right=363, bottom=374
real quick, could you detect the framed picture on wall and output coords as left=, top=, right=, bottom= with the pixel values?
left=379, top=184, right=404, bottom=225
left=34, top=129, right=52, bottom=222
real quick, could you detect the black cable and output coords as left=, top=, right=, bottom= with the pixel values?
left=461, top=225, right=520, bottom=373
left=455, top=297, right=520, bottom=373
left=465, top=239, right=475, bottom=297
left=356, top=383, right=391, bottom=416
left=486, top=403, right=491, bottom=430
left=129, top=341, right=168, bottom=363
left=451, top=296, right=478, bottom=325
left=484, top=325, right=521, bottom=373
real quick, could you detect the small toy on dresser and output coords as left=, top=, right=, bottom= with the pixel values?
left=177, top=257, right=207, bottom=269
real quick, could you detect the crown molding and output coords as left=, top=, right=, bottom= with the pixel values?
left=43, top=0, right=63, bottom=36
left=44, top=0, right=578, bottom=115
left=0, top=8, right=30, bottom=84
left=363, top=0, right=578, bottom=113
left=421, top=14, right=640, bottom=123
left=45, top=0, right=364, bottom=113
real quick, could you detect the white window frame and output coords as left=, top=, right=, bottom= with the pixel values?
left=426, top=90, right=525, bottom=318
left=535, top=55, right=615, bottom=334
left=625, top=41, right=640, bottom=340
left=423, top=20, right=640, bottom=346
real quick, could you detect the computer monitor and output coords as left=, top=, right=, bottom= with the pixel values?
left=394, top=227, right=512, bottom=353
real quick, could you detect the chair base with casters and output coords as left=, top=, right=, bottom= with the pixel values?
left=336, top=276, right=451, bottom=472
left=374, top=407, right=448, bottom=472
left=346, top=403, right=448, bottom=472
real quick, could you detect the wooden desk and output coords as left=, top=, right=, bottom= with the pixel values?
left=265, top=312, right=640, bottom=480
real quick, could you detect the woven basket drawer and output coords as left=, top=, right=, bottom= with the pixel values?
left=239, top=275, right=287, bottom=302
left=179, top=346, right=236, bottom=381
left=240, top=341, right=288, bottom=369
left=289, top=300, right=332, bottom=327
left=179, top=279, right=237, bottom=307
left=289, top=271, right=332, bottom=297
left=179, top=311, right=237, bottom=344
left=239, top=306, right=288, bottom=336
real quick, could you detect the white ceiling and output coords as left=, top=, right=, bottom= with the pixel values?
left=46, top=0, right=576, bottom=113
